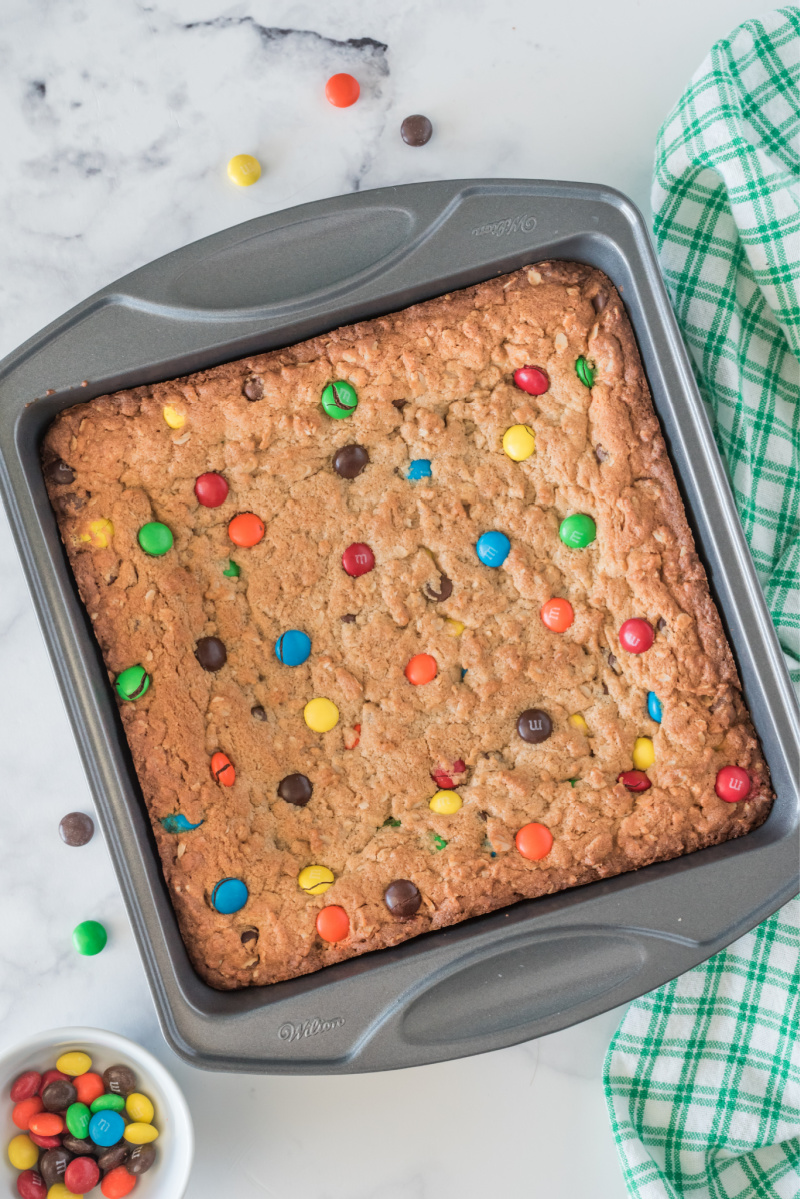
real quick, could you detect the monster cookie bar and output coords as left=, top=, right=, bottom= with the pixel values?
left=43, top=261, right=773, bottom=989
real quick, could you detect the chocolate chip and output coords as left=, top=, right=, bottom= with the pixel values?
left=592, top=291, right=607, bottom=313
left=608, top=652, right=620, bottom=673
left=601, top=681, right=609, bottom=695
left=59, top=811, right=94, bottom=847
left=97, top=1144, right=129, bottom=1173
left=278, top=773, right=313, bottom=806
left=333, top=444, right=369, bottom=479
left=62, top=1136, right=97, bottom=1156
left=384, top=879, right=422, bottom=917
left=462, top=503, right=471, bottom=518
left=241, top=928, right=259, bottom=946
left=400, top=114, right=433, bottom=146
left=595, top=445, right=609, bottom=462
left=392, top=399, right=408, bottom=410
left=243, top=375, right=263, bottom=401
left=55, top=492, right=85, bottom=515
left=517, top=708, right=552, bottom=743
left=126, top=1143, right=156, bottom=1176
left=40, top=1147, right=72, bottom=1187
left=103, top=1064, right=137, bottom=1097
left=251, top=704, right=267, bottom=720
left=341, top=614, right=357, bottom=623
left=42, top=1079, right=77, bottom=1111
left=195, top=636, right=227, bottom=671
left=45, top=458, right=75, bottom=485
left=656, top=618, right=667, bottom=632
left=423, top=574, right=453, bottom=602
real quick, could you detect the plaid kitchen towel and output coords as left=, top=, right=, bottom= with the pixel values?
left=604, top=10, right=800, bottom=1199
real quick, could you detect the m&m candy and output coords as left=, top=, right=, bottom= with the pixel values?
left=195, top=636, right=227, bottom=671
left=342, top=542, right=375, bottom=576
left=619, top=618, right=654, bottom=654
left=408, top=458, right=432, bottom=479
left=476, top=530, right=510, bottom=567
left=160, top=813, right=203, bottom=833
left=304, top=697, right=339, bottom=732
left=162, top=404, right=185, bottom=429
left=541, top=597, right=574, bottom=632
left=74, top=1073, right=105, bottom=1105
left=210, top=751, right=235, bottom=786
left=384, top=879, right=422, bottom=916
left=325, top=73, right=360, bottom=107
left=647, top=691, right=663, bottom=722
left=10, top=1073, right=41, bottom=1103
left=632, top=737, right=655, bottom=770
left=559, top=514, right=596, bottom=548
left=88, top=1110, right=125, bottom=1147
left=515, top=823, right=554, bottom=860
left=429, top=790, right=462, bottom=814
left=502, top=424, right=536, bottom=461
left=513, top=366, right=549, bottom=395
left=72, top=921, right=107, bottom=956
left=65, top=1102, right=91, bottom=1139
left=15, top=1169, right=46, bottom=1199
left=227, top=154, right=261, bottom=186
left=298, top=865, right=334, bottom=895
left=64, top=1156, right=101, bottom=1193
left=715, top=765, right=751, bottom=802
left=575, top=356, right=595, bottom=387
left=316, top=906, right=350, bottom=942
left=125, top=1093, right=154, bottom=1124
left=12, top=1097, right=43, bottom=1129
left=400, top=114, right=433, bottom=146
left=115, top=665, right=150, bottom=701
left=194, top=472, right=228, bottom=507
left=101, top=1167, right=138, bottom=1197
left=569, top=713, right=589, bottom=734
left=275, top=629, right=311, bottom=666
left=8, top=1135, right=38, bottom=1170
left=137, top=521, right=173, bottom=556
left=618, top=770, right=651, bottom=792
left=211, top=878, right=248, bottom=914
left=321, top=380, right=358, bottom=418
left=405, top=653, right=437, bottom=685
left=517, top=709, right=552, bottom=743
left=228, top=512, right=264, bottom=547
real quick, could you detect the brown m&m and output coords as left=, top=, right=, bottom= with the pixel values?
left=384, top=880, right=422, bottom=917
left=333, top=444, right=369, bottom=478
left=195, top=636, right=227, bottom=671
left=400, top=114, right=433, bottom=146
left=45, top=459, right=75, bottom=485
left=278, top=774, right=313, bottom=806
left=517, top=709, right=552, bottom=743
left=59, top=812, right=94, bottom=847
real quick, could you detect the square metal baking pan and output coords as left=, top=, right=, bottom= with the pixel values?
left=1, top=180, right=797, bottom=1074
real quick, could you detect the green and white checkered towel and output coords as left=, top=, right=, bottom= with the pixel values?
left=603, top=10, right=800, bottom=1199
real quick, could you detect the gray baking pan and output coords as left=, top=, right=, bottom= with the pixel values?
left=0, top=180, right=797, bottom=1074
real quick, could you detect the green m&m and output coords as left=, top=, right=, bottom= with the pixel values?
left=72, top=920, right=107, bottom=957
left=559, top=513, right=596, bottom=548
left=115, top=665, right=150, bottom=701
left=575, top=356, right=595, bottom=387
left=137, top=521, right=173, bottom=556
left=321, top=380, right=358, bottom=419
left=222, top=559, right=240, bottom=577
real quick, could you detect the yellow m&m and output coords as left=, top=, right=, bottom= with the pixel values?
left=45, top=1186, right=72, bottom=1199
left=227, top=154, right=262, bottom=187
left=79, top=518, right=114, bottom=548
left=162, top=404, right=186, bottom=429
left=56, top=1050, right=92, bottom=1076
left=633, top=736, right=655, bottom=770
left=429, top=790, right=462, bottom=815
left=8, top=1134, right=38, bottom=1170
left=123, top=1121, right=159, bottom=1144
left=304, top=697, right=339, bottom=733
left=298, top=865, right=335, bottom=895
left=502, top=424, right=536, bottom=462
left=569, top=713, right=589, bottom=734
left=125, top=1092, right=155, bottom=1123
left=446, top=619, right=465, bottom=637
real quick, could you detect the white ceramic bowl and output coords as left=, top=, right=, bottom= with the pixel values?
left=0, top=1027, right=193, bottom=1198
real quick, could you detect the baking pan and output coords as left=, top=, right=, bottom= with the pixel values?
left=1, top=180, right=797, bottom=1074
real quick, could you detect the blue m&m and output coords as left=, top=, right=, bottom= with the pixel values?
left=89, top=1110, right=126, bottom=1147
left=212, top=877, right=248, bottom=914
left=275, top=629, right=311, bottom=666
left=160, top=813, right=204, bottom=833
left=408, top=459, right=432, bottom=480
left=476, top=531, right=510, bottom=568
left=647, top=691, right=662, bottom=723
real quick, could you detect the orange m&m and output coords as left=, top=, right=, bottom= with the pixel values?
left=211, top=752, right=235, bottom=786
left=12, top=1096, right=43, bottom=1129
left=28, top=1111, right=65, bottom=1137
left=228, top=512, right=264, bottom=547
left=74, top=1072, right=105, bottom=1105
left=405, top=653, right=437, bottom=685
left=541, top=597, right=574, bottom=633
left=316, top=905, right=350, bottom=942
left=325, top=73, right=360, bottom=107
left=515, top=822, right=554, bottom=861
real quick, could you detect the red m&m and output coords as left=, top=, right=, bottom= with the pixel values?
left=513, top=366, right=549, bottom=395
left=619, top=618, right=654, bottom=654
left=715, top=765, right=751, bottom=802
left=342, top=542, right=375, bottom=577
left=618, top=770, right=651, bottom=792
left=194, top=472, right=228, bottom=508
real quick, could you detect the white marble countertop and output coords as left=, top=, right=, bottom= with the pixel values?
left=0, top=1, right=762, bottom=1195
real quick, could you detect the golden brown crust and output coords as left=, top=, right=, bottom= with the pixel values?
left=43, top=262, right=773, bottom=989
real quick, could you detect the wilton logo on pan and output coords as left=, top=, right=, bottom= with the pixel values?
left=278, top=1016, right=345, bottom=1042
left=471, top=214, right=536, bottom=237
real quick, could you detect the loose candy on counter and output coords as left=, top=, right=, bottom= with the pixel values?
left=321, top=380, right=358, bottom=418
left=103, top=1066, right=137, bottom=1098
left=502, top=424, right=536, bottom=462
left=429, top=790, right=462, bottom=815
left=210, top=751, right=235, bottom=786
left=211, top=877, right=248, bottom=914
left=575, top=356, right=595, bottom=387
left=303, top=697, right=339, bottom=732
left=195, top=636, right=227, bottom=671
left=619, top=618, right=654, bottom=654
left=137, top=522, right=173, bottom=556
left=15, top=1169, right=46, bottom=1199
left=715, top=765, right=752, bottom=802
left=515, top=822, right=554, bottom=860
left=618, top=770, right=651, bottom=792
left=333, top=444, right=369, bottom=478
left=91, top=1093, right=125, bottom=1114
left=278, top=773, right=313, bottom=806
left=405, top=653, right=437, bottom=685
left=12, top=1097, right=43, bottom=1129
left=88, top=1110, right=125, bottom=1147
left=407, top=458, right=432, bottom=480
left=72, top=921, right=107, bottom=956
left=559, top=513, right=596, bottom=548
left=228, top=512, right=265, bottom=547
left=101, top=1167, right=137, bottom=1198
left=64, top=1156, right=101, bottom=1194
left=325, top=73, right=360, bottom=107
left=8, top=1134, right=38, bottom=1169
left=540, top=597, right=574, bottom=632
left=517, top=709, right=553, bottom=744
left=298, top=865, right=334, bottom=895
left=115, top=666, right=150, bottom=701
left=194, top=472, right=228, bottom=508
left=342, top=542, right=375, bottom=576
left=58, top=812, right=94, bottom=847
left=39, top=1147, right=71, bottom=1188
left=475, top=530, right=510, bottom=568
left=126, top=1142, right=156, bottom=1175
left=513, top=366, right=549, bottom=395
left=275, top=629, right=312, bottom=666
left=384, top=879, right=422, bottom=916
left=65, top=1102, right=91, bottom=1139
left=227, top=154, right=261, bottom=186
left=124, top=1094, right=154, bottom=1125
left=400, top=114, right=433, bottom=145
left=647, top=691, right=663, bottom=722
left=10, top=1073, right=41, bottom=1103
left=632, top=736, right=655, bottom=770
left=73, top=1073, right=104, bottom=1106
left=315, top=905, right=349, bottom=942
left=123, top=1124, right=158, bottom=1145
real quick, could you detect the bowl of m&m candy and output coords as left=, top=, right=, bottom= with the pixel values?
left=1, top=1029, right=193, bottom=1198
